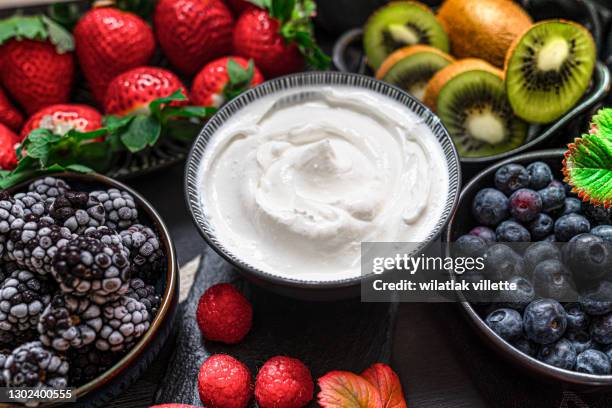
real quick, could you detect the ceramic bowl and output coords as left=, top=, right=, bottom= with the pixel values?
left=6, top=172, right=179, bottom=407
left=185, top=71, right=462, bottom=301
left=446, top=149, right=612, bottom=387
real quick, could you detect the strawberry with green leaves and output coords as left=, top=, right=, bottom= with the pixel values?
left=154, top=0, right=235, bottom=76
left=564, top=107, right=612, bottom=208
left=233, top=0, right=330, bottom=78
left=20, top=104, right=103, bottom=141
left=104, top=67, right=188, bottom=116
left=0, top=16, right=74, bottom=115
left=74, top=6, right=156, bottom=105
left=0, top=87, right=23, bottom=132
left=191, top=57, right=264, bottom=108
left=227, top=0, right=259, bottom=15
left=0, top=123, right=19, bottom=170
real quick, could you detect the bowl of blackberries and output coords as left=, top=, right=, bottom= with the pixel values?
left=0, top=173, right=178, bottom=405
left=447, top=149, right=612, bottom=385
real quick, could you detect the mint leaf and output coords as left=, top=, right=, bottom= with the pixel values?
left=120, top=116, right=161, bottom=152
left=563, top=108, right=612, bottom=208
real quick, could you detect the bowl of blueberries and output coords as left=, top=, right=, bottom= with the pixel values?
left=446, top=149, right=612, bottom=386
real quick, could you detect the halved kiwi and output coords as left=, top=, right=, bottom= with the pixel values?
left=505, top=20, right=596, bottom=124
left=428, top=60, right=528, bottom=158
left=364, top=1, right=450, bottom=70
left=375, top=45, right=454, bottom=101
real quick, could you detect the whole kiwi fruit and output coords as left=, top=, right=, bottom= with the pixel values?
left=437, top=0, right=533, bottom=67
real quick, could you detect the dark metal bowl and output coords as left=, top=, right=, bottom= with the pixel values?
left=7, top=172, right=179, bottom=407
left=445, top=149, right=612, bottom=387
left=185, top=71, right=462, bottom=301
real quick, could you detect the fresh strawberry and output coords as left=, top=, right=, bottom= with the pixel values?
left=0, top=87, right=24, bottom=132
left=74, top=7, right=155, bottom=105
left=154, top=0, right=234, bottom=76
left=104, top=67, right=188, bottom=116
left=1, top=39, right=74, bottom=115
left=20, top=104, right=103, bottom=141
left=227, top=0, right=259, bottom=15
left=0, top=123, right=19, bottom=170
left=233, top=0, right=330, bottom=78
left=191, top=57, right=264, bottom=108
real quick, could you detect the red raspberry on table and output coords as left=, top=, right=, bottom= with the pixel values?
left=255, top=356, right=314, bottom=408
left=197, top=283, right=253, bottom=344
left=198, top=354, right=253, bottom=408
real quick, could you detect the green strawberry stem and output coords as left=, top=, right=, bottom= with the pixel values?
left=563, top=108, right=612, bottom=208
left=0, top=15, right=74, bottom=53
left=252, top=0, right=331, bottom=69
left=0, top=89, right=216, bottom=189
left=224, top=59, right=256, bottom=100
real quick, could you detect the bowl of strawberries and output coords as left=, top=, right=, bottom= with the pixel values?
left=0, top=172, right=178, bottom=406
left=0, top=0, right=330, bottom=187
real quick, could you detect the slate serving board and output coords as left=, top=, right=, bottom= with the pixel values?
left=154, top=247, right=398, bottom=406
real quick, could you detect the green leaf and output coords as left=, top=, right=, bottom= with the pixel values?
left=104, top=115, right=135, bottom=132
left=225, top=59, right=256, bottom=100
left=47, top=2, right=81, bottom=31
left=270, top=0, right=296, bottom=22
left=41, top=15, right=74, bottom=53
left=162, top=106, right=216, bottom=119
left=563, top=108, right=612, bottom=208
left=65, top=164, right=94, bottom=173
left=120, top=116, right=161, bottom=152
left=249, top=0, right=271, bottom=9
left=149, top=89, right=188, bottom=120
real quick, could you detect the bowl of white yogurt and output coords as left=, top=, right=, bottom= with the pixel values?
left=185, top=71, right=461, bottom=300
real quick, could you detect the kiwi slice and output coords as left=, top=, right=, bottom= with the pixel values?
left=434, top=63, right=528, bottom=158
left=375, top=45, right=454, bottom=101
left=505, top=20, right=596, bottom=124
left=364, top=1, right=450, bottom=70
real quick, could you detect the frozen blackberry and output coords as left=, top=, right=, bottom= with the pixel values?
left=84, top=226, right=129, bottom=257
left=120, top=224, right=164, bottom=282
left=91, top=189, right=139, bottom=230
left=28, top=177, right=71, bottom=204
left=96, top=296, right=149, bottom=352
left=52, top=235, right=130, bottom=304
left=48, top=191, right=106, bottom=233
left=38, top=294, right=102, bottom=351
left=3, top=341, right=68, bottom=388
left=6, top=217, right=74, bottom=275
left=13, top=192, right=46, bottom=218
left=0, top=193, right=23, bottom=236
left=0, top=269, right=53, bottom=339
left=68, top=345, right=118, bottom=385
left=126, top=278, right=161, bottom=317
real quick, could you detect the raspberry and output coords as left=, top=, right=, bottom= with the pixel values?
left=198, top=354, right=252, bottom=408
left=196, top=283, right=252, bottom=344
left=255, top=356, right=314, bottom=408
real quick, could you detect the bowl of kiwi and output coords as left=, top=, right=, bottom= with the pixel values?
left=333, top=0, right=611, bottom=172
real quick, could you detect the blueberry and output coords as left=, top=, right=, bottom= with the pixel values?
left=579, top=282, right=612, bottom=316
left=528, top=213, right=555, bottom=241
left=583, top=203, right=612, bottom=226
left=555, top=214, right=591, bottom=242
left=566, top=331, right=594, bottom=354
left=562, top=198, right=582, bottom=215
left=591, top=225, right=612, bottom=243
left=565, top=303, right=590, bottom=333
left=495, top=164, right=531, bottom=195
left=486, top=308, right=523, bottom=341
left=512, top=337, right=538, bottom=357
left=575, top=349, right=611, bottom=374
left=472, top=188, right=509, bottom=227
left=496, top=220, right=531, bottom=243
left=539, top=186, right=566, bottom=214
left=524, top=299, right=567, bottom=344
left=537, top=338, right=576, bottom=369
left=564, top=234, right=612, bottom=282
left=509, top=189, right=542, bottom=222
left=469, top=226, right=497, bottom=244
left=496, top=275, right=535, bottom=311
left=590, top=313, right=612, bottom=345
left=548, top=179, right=565, bottom=190
left=602, top=344, right=612, bottom=362
left=532, top=259, right=575, bottom=300
left=544, top=234, right=556, bottom=243
left=455, top=235, right=487, bottom=258
left=484, top=244, right=526, bottom=280
left=527, top=162, right=553, bottom=190
left=524, top=241, right=562, bottom=272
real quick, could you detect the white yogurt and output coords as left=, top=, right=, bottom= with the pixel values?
left=199, top=86, right=450, bottom=281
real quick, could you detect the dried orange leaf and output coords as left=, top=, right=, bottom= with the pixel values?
left=362, top=363, right=407, bottom=408
left=318, top=371, right=383, bottom=408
